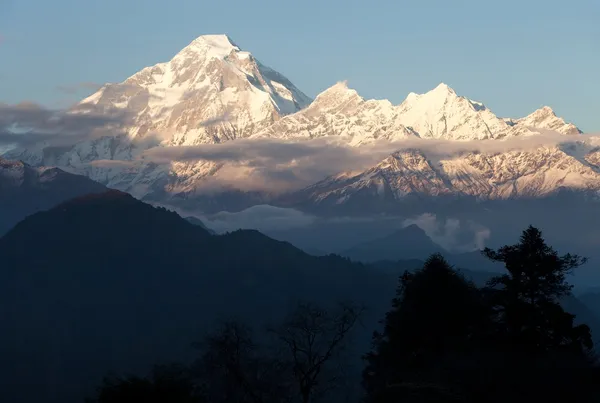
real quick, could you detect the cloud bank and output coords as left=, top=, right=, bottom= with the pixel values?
left=2, top=100, right=598, bottom=195
left=56, top=82, right=103, bottom=95
left=89, top=159, right=136, bottom=168
left=0, top=102, right=132, bottom=149
left=403, top=213, right=491, bottom=252
left=139, top=131, right=600, bottom=192
left=166, top=204, right=316, bottom=233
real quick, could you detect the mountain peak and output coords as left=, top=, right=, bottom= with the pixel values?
left=412, top=82, right=460, bottom=105
left=316, top=81, right=360, bottom=98
left=310, top=81, right=363, bottom=110
left=518, top=106, right=582, bottom=135
left=72, top=33, right=310, bottom=151
left=402, top=223, right=429, bottom=236
left=192, top=34, right=238, bottom=49
left=534, top=106, right=556, bottom=117
left=431, top=82, right=456, bottom=95
left=397, top=82, right=505, bottom=140
left=178, top=34, right=240, bottom=60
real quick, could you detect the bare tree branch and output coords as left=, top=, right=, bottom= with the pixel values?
left=268, top=301, right=365, bottom=403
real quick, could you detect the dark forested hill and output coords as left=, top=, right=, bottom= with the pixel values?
left=1, top=190, right=598, bottom=403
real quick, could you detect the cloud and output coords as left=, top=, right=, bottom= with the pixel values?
left=56, top=82, right=103, bottom=95
left=183, top=205, right=316, bottom=233
left=3, top=97, right=597, bottom=196
left=198, top=113, right=231, bottom=128
left=389, top=129, right=600, bottom=160
left=0, top=102, right=132, bottom=149
left=143, top=131, right=595, bottom=168
left=88, top=159, right=136, bottom=168
left=141, top=137, right=403, bottom=192
left=403, top=213, right=491, bottom=252
left=138, top=130, right=599, bottom=193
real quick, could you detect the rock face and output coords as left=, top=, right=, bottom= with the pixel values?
left=4, top=34, right=597, bottom=214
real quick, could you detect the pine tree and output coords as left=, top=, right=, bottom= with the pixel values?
left=362, top=254, right=485, bottom=402
left=482, top=225, right=593, bottom=356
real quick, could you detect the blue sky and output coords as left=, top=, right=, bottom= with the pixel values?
left=0, top=0, right=598, bottom=131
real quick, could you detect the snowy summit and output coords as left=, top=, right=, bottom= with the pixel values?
left=4, top=35, right=596, bottom=213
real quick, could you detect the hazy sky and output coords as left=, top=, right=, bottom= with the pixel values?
left=0, top=0, right=598, bottom=131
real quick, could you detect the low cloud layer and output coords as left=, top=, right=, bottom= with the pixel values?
left=142, top=137, right=403, bottom=192
left=182, top=207, right=491, bottom=254
left=403, top=213, right=491, bottom=252
left=89, top=159, right=136, bottom=168
left=2, top=99, right=598, bottom=195
left=56, top=82, right=103, bottom=95
left=182, top=205, right=316, bottom=233
left=143, top=130, right=598, bottom=167
left=140, top=131, right=600, bottom=192
left=0, top=102, right=132, bottom=149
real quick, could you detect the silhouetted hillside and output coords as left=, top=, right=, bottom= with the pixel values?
left=1, top=191, right=598, bottom=403
left=0, top=191, right=394, bottom=403
left=184, top=216, right=217, bottom=234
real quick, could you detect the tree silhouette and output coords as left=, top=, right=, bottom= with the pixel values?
left=86, top=364, right=201, bottom=403
left=188, top=301, right=363, bottom=403
left=190, top=321, right=289, bottom=403
left=362, top=254, right=486, bottom=402
left=482, top=225, right=593, bottom=356
left=473, top=226, right=598, bottom=403
left=268, top=301, right=364, bottom=403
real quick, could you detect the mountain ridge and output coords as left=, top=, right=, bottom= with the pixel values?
left=3, top=34, right=593, bottom=215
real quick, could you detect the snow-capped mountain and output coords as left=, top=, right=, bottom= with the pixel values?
left=79, top=34, right=310, bottom=144
left=249, top=81, right=548, bottom=145
left=508, top=106, right=583, bottom=136
left=290, top=143, right=600, bottom=210
left=3, top=34, right=594, bottom=214
left=250, top=81, right=418, bottom=145
left=395, top=83, right=512, bottom=140
left=7, top=34, right=311, bottom=200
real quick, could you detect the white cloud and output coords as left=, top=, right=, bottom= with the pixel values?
left=402, top=213, right=491, bottom=252
left=88, top=159, right=136, bottom=168
left=193, top=205, right=316, bottom=233
left=138, top=130, right=600, bottom=193
left=0, top=102, right=132, bottom=148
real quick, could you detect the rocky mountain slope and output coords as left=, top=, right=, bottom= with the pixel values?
left=3, top=34, right=596, bottom=214
left=290, top=143, right=600, bottom=211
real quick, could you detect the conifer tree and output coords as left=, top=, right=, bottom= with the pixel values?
left=362, top=254, right=485, bottom=402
